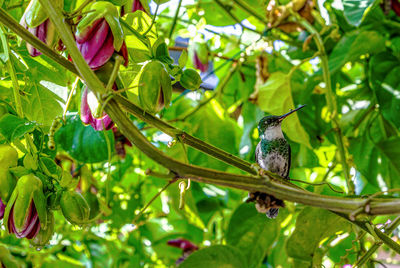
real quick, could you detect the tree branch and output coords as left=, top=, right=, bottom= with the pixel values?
left=0, top=7, right=78, bottom=75
left=291, top=12, right=355, bottom=194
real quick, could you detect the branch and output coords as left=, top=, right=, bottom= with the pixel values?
left=291, top=12, right=355, bottom=194
left=334, top=212, right=400, bottom=256
left=231, top=0, right=269, bottom=26
left=12, top=2, right=400, bottom=219
left=0, top=4, right=257, bottom=176
left=214, top=0, right=263, bottom=35
left=354, top=216, right=400, bottom=267
left=0, top=7, right=78, bottom=75
left=113, top=94, right=256, bottom=174
left=106, top=98, right=400, bottom=216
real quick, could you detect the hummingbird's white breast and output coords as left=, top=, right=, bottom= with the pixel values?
left=262, top=126, right=284, bottom=140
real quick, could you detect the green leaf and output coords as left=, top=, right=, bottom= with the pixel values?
left=123, top=11, right=157, bottom=44
left=369, top=52, right=400, bottom=128
left=376, top=137, right=400, bottom=176
left=0, top=26, right=9, bottom=64
left=199, top=0, right=248, bottom=26
left=54, top=114, right=115, bottom=163
left=286, top=208, right=351, bottom=267
left=0, top=114, right=36, bottom=142
left=329, top=30, right=385, bottom=73
left=179, top=49, right=188, bottom=68
left=226, top=203, right=279, bottom=268
left=180, top=245, right=247, bottom=268
left=257, top=72, right=311, bottom=148
left=21, top=83, right=64, bottom=127
left=343, top=0, right=375, bottom=26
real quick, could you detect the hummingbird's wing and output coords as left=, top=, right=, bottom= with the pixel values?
left=285, top=144, right=291, bottom=179
left=255, top=142, right=260, bottom=163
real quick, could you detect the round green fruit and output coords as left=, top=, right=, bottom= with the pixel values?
left=60, top=191, right=90, bottom=225
left=180, top=69, right=202, bottom=90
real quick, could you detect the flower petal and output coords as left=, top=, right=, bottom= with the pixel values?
left=78, top=19, right=110, bottom=68
left=80, top=88, right=93, bottom=125
left=0, top=198, right=5, bottom=219
left=76, top=18, right=103, bottom=44
left=88, top=29, right=115, bottom=69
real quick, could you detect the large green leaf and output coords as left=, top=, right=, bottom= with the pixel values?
left=226, top=203, right=279, bottom=268
left=369, top=52, right=400, bottom=128
left=180, top=245, right=247, bottom=268
left=196, top=0, right=248, bottom=26
left=0, top=114, right=36, bottom=142
left=54, top=114, right=115, bottom=163
left=21, top=83, right=64, bottom=127
left=343, top=0, right=375, bottom=26
left=257, top=72, right=311, bottom=148
left=286, top=208, right=351, bottom=267
left=329, top=30, right=385, bottom=73
left=376, top=137, right=400, bottom=176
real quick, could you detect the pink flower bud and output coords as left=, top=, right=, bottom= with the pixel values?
left=80, top=87, right=114, bottom=131
left=25, top=19, right=56, bottom=57
left=0, top=198, right=5, bottom=219
left=8, top=201, right=41, bottom=239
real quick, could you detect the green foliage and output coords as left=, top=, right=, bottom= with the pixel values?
left=55, top=114, right=115, bottom=163
left=1, top=0, right=400, bottom=267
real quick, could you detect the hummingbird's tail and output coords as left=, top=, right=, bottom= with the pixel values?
left=246, top=191, right=285, bottom=219
left=266, top=208, right=279, bottom=218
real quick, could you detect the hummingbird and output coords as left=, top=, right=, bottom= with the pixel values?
left=247, top=104, right=306, bottom=218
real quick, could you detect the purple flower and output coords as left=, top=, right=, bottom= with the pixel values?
left=3, top=174, right=48, bottom=240
left=167, top=239, right=198, bottom=265
left=190, top=36, right=209, bottom=72
left=193, top=52, right=208, bottom=72
left=0, top=198, right=5, bottom=219
left=80, top=86, right=114, bottom=131
left=75, top=2, right=128, bottom=70
left=8, top=201, right=40, bottom=239
left=24, top=19, right=56, bottom=57
left=76, top=19, right=116, bottom=70
left=121, top=0, right=147, bottom=16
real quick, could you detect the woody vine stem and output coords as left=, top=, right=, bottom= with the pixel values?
left=0, top=0, right=399, bottom=254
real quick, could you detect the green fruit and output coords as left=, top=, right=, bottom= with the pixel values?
left=180, top=69, right=202, bottom=90
left=31, top=211, right=55, bottom=247
left=0, top=168, right=16, bottom=202
left=138, top=61, right=172, bottom=113
left=0, top=144, right=18, bottom=168
left=84, top=191, right=100, bottom=219
left=60, top=191, right=90, bottom=225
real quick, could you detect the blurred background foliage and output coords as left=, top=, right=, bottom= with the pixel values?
left=1, top=0, right=400, bottom=267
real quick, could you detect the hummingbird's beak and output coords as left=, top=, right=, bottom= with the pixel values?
left=278, top=104, right=306, bottom=121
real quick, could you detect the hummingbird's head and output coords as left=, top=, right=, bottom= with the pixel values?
left=258, top=105, right=306, bottom=134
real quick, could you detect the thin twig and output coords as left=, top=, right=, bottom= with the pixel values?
left=132, top=179, right=177, bottom=224
left=168, top=0, right=183, bottom=39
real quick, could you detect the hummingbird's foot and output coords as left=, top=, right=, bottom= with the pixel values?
left=251, top=163, right=267, bottom=177
left=250, top=163, right=261, bottom=173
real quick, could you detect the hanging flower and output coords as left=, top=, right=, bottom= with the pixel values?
left=121, top=0, right=150, bottom=16
left=75, top=1, right=128, bottom=69
left=4, top=174, right=48, bottom=239
left=0, top=198, right=5, bottom=220
left=20, top=0, right=62, bottom=57
left=189, top=35, right=209, bottom=72
left=167, top=239, right=198, bottom=265
left=80, top=85, right=114, bottom=131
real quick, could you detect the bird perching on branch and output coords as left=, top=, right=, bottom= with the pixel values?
left=247, top=105, right=306, bottom=218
